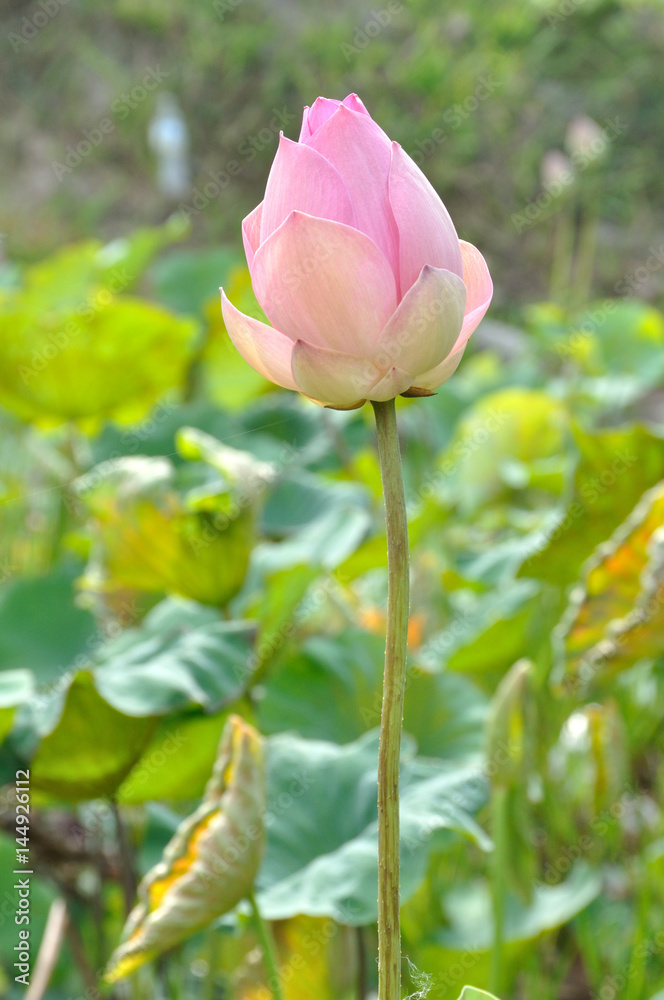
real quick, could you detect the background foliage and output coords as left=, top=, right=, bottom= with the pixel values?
left=1, top=0, right=664, bottom=998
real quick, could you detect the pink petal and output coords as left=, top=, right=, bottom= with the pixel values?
left=374, top=265, right=466, bottom=378
left=341, top=93, right=371, bottom=117
left=299, top=97, right=343, bottom=140
left=368, top=366, right=413, bottom=402
left=408, top=346, right=467, bottom=393
left=252, top=211, right=397, bottom=356
left=298, top=106, right=312, bottom=142
left=388, top=142, right=463, bottom=295
left=457, top=240, right=493, bottom=348
left=242, top=202, right=263, bottom=271
left=260, top=135, right=355, bottom=244
left=305, top=105, right=399, bottom=281
left=291, top=339, right=380, bottom=408
left=220, top=289, right=297, bottom=391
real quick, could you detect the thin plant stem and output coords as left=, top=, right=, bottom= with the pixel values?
left=489, top=783, right=509, bottom=995
left=248, top=890, right=283, bottom=1000
left=372, top=398, right=410, bottom=1000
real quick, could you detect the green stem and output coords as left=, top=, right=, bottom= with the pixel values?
left=372, top=398, right=410, bottom=1000
left=248, top=890, right=283, bottom=1000
left=489, top=784, right=509, bottom=995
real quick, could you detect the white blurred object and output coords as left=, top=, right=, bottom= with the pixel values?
left=564, top=113, right=606, bottom=163
left=148, top=92, right=191, bottom=199
left=540, top=148, right=574, bottom=189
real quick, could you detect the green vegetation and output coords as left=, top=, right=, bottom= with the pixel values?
left=1, top=0, right=663, bottom=997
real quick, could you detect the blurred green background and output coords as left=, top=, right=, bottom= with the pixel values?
left=1, top=1, right=664, bottom=999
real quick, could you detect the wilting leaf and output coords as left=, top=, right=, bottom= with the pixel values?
left=557, top=481, right=664, bottom=686
left=105, top=715, right=264, bottom=982
left=75, top=432, right=273, bottom=608
left=519, top=424, right=664, bottom=586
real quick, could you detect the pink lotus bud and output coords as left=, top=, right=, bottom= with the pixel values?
left=221, top=94, right=493, bottom=409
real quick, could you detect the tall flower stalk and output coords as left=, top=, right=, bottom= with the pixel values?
left=373, top=398, right=410, bottom=1000
left=221, top=93, right=493, bottom=999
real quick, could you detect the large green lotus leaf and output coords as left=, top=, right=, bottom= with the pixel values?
left=458, top=990, right=501, bottom=1000
left=0, top=295, right=197, bottom=426
left=583, top=301, right=664, bottom=383
left=412, top=866, right=601, bottom=998
left=519, top=424, right=664, bottom=586
left=440, top=864, right=601, bottom=951
left=29, top=671, right=158, bottom=800
left=117, top=710, right=232, bottom=803
left=439, top=389, right=570, bottom=513
left=418, top=580, right=540, bottom=677
left=14, top=219, right=188, bottom=313
left=148, top=246, right=239, bottom=316
left=0, top=669, right=34, bottom=743
left=257, top=731, right=490, bottom=925
left=557, top=481, right=664, bottom=686
left=92, top=598, right=255, bottom=716
left=0, top=563, right=97, bottom=682
left=259, top=629, right=488, bottom=762
left=257, top=477, right=372, bottom=572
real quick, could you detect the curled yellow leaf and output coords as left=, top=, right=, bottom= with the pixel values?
left=105, top=714, right=264, bottom=983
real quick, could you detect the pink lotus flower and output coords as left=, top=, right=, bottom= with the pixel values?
left=221, top=94, right=493, bottom=409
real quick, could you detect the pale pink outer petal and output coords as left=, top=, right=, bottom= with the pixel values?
left=456, top=240, right=493, bottom=348
left=242, top=202, right=263, bottom=271
left=368, top=366, right=413, bottom=402
left=259, top=135, right=355, bottom=244
left=298, top=106, right=313, bottom=142
left=408, top=346, right=467, bottom=392
left=291, top=339, right=380, bottom=408
left=407, top=244, right=492, bottom=391
left=305, top=105, right=399, bottom=281
left=388, top=142, right=463, bottom=295
left=252, top=211, right=397, bottom=355
left=220, top=290, right=297, bottom=391
left=374, top=265, right=466, bottom=378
